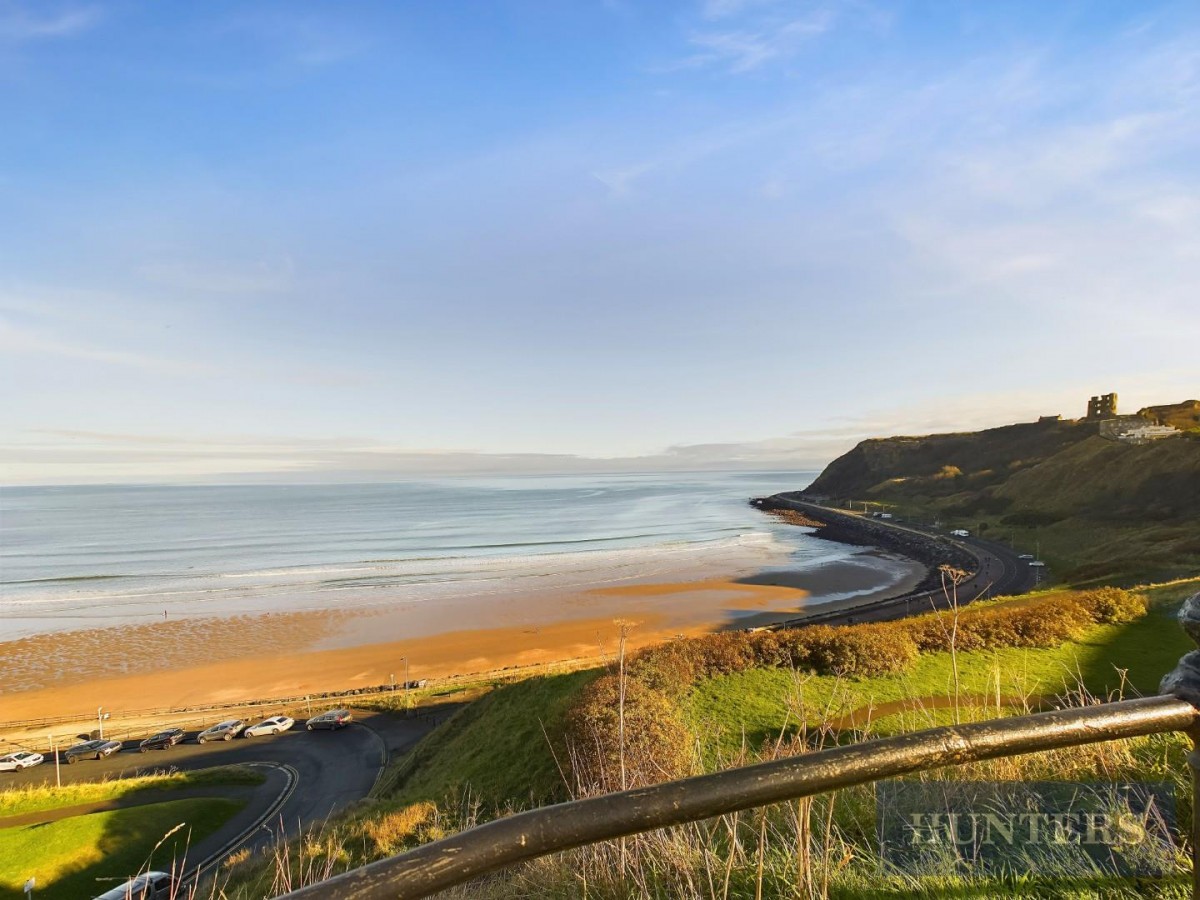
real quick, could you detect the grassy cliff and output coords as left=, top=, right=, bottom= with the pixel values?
left=800, top=412, right=1200, bottom=584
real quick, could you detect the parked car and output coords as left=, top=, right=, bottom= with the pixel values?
left=139, top=727, right=185, bottom=752
left=197, top=719, right=246, bottom=743
left=93, top=871, right=175, bottom=900
left=244, top=715, right=294, bottom=737
left=0, top=751, right=44, bottom=772
left=306, top=709, right=352, bottom=731
left=64, top=739, right=122, bottom=764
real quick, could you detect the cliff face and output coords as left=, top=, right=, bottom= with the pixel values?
left=798, top=406, right=1200, bottom=583
left=802, top=420, right=1094, bottom=501
left=803, top=416, right=1198, bottom=524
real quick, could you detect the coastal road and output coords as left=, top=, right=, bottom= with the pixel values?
left=1, top=708, right=437, bottom=839
left=763, top=498, right=1040, bottom=627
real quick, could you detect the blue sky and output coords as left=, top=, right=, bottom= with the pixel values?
left=1, top=0, right=1197, bottom=483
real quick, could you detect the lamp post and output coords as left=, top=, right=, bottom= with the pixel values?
left=96, top=706, right=109, bottom=740
left=49, top=734, right=60, bottom=789
left=400, top=657, right=410, bottom=716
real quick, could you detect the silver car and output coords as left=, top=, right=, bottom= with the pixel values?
left=197, top=719, right=246, bottom=743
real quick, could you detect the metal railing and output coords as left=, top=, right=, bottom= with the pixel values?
left=280, top=590, right=1200, bottom=900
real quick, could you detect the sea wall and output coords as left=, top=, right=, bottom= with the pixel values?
left=751, top=493, right=978, bottom=596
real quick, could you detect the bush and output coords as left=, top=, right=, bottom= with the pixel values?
left=799, top=623, right=918, bottom=677
left=565, top=674, right=694, bottom=792
left=628, top=640, right=702, bottom=697
left=1075, top=587, right=1149, bottom=624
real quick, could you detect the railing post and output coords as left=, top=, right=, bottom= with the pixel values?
left=1159, top=591, right=1200, bottom=900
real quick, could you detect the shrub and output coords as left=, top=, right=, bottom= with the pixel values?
left=629, top=640, right=702, bottom=697
left=1075, top=587, right=1149, bottom=624
left=801, top=622, right=918, bottom=678
left=691, top=631, right=757, bottom=678
left=565, top=674, right=693, bottom=792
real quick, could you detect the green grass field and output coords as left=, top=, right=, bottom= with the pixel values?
left=387, top=668, right=599, bottom=807
left=687, top=580, right=1198, bottom=756
left=0, top=765, right=264, bottom=819
left=0, top=796, right=242, bottom=900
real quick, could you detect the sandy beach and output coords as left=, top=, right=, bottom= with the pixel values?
left=0, top=553, right=925, bottom=723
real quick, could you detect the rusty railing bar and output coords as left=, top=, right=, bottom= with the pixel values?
left=280, top=693, right=1198, bottom=900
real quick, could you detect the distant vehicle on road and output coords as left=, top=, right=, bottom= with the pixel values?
left=244, top=715, right=295, bottom=737
left=93, top=871, right=175, bottom=900
left=64, top=739, right=122, bottom=764
left=197, top=719, right=246, bottom=743
left=0, top=751, right=44, bottom=772
left=1018, top=553, right=1035, bottom=560
left=950, top=529, right=970, bottom=537
left=139, top=728, right=185, bottom=752
left=306, top=709, right=353, bottom=731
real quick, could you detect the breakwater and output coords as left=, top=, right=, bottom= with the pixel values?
left=750, top=493, right=978, bottom=597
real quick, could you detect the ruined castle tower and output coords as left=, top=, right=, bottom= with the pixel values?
left=1086, top=393, right=1118, bottom=420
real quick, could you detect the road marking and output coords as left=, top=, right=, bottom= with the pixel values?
left=187, top=761, right=298, bottom=885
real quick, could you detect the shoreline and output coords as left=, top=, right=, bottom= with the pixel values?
left=0, top=513, right=933, bottom=721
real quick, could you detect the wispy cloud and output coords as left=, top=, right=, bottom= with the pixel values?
left=0, top=319, right=213, bottom=376
left=0, top=3, right=100, bottom=42
left=681, top=8, right=835, bottom=72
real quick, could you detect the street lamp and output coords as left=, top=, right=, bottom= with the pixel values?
left=96, top=706, right=110, bottom=740
left=400, top=657, right=410, bottom=716
left=48, top=734, right=60, bottom=789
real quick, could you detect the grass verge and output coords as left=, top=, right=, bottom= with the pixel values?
left=383, top=669, right=599, bottom=807
left=687, top=580, right=1196, bottom=755
left=0, top=796, right=242, bottom=900
left=0, top=765, right=263, bottom=819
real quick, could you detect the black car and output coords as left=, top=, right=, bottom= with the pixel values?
left=139, top=727, right=185, bottom=753
left=306, top=709, right=353, bottom=731
left=63, top=738, right=122, bottom=763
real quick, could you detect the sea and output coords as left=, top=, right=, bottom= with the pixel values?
left=0, top=472, right=901, bottom=641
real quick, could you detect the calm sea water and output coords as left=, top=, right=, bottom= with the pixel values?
left=0, top=471, right=872, bottom=638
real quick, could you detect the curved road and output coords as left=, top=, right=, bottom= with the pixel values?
left=2, top=708, right=434, bottom=844
left=764, top=498, right=1040, bottom=628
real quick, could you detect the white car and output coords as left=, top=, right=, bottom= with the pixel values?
left=243, top=715, right=294, bottom=737
left=0, top=751, right=44, bottom=772
left=93, top=871, right=175, bottom=900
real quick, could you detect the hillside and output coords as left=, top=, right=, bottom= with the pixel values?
left=800, top=408, right=1200, bottom=583
left=802, top=419, right=1096, bottom=501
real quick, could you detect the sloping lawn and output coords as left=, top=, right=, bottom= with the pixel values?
left=0, top=797, right=241, bottom=900
left=390, top=669, right=598, bottom=807
left=0, top=765, right=263, bottom=818
left=688, top=580, right=1197, bottom=756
